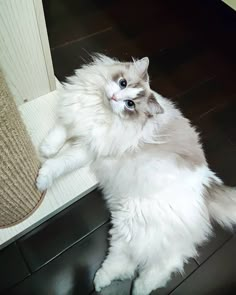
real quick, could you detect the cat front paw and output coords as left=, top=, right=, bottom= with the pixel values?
left=94, top=268, right=112, bottom=292
left=36, top=162, right=54, bottom=192
left=39, top=142, right=58, bottom=158
left=132, top=278, right=150, bottom=295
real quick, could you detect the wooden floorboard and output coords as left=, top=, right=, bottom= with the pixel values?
left=170, top=237, right=236, bottom=295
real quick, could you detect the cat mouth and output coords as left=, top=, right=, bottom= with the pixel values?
left=111, top=95, right=117, bottom=101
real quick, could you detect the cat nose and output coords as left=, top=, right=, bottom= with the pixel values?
left=111, top=95, right=117, bottom=101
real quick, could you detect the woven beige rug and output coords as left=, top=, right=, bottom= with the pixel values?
left=0, top=70, right=44, bottom=228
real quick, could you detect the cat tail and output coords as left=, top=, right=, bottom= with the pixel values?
left=206, top=180, right=236, bottom=229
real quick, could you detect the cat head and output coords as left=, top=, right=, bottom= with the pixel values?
left=92, top=55, right=163, bottom=120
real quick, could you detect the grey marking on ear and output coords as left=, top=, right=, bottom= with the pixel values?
left=148, top=93, right=164, bottom=115
left=133, top=57, right=149, bottom=81
left=145, top=112, right=153, bottom=118
left=148, top=93, right=157, bottom=102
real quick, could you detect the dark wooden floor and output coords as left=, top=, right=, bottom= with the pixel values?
left=1, top=0, right=236, bottom=294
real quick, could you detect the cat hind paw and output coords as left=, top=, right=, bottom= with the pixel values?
left=94, top=268, right=112, bottom=292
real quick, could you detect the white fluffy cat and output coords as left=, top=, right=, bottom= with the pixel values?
left=36, top=54, right=236, bottom=295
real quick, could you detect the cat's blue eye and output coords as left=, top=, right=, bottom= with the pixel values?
left=125, top=100, right=135, bottom=110
left=119, top=78, right=127, bottom=89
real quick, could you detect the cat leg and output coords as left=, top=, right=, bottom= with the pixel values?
left=94, top=241, right=136, bottom=292
left=132, top=257, right=184, bottom=295
left=40, top=124, right=67, bottom=158
left=36, top=145, right=90, bottom=191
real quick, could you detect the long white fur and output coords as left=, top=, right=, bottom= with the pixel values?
left=36, top=55, right=235, bottom=295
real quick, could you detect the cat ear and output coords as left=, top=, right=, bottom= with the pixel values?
left=133, top=57, right=149, bottom=81
left=145, top=93, right=164, bottom=117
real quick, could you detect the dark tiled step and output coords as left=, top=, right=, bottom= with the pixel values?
left=151, top=50, right=234, bottom=98
left=43, top=0, right=113, bottom=48
left=196, top=225, right=232, bottom=265
left=50, top=19, right=211, bottom=83
left=170, top=236, right=236, bottom=295
left=51, top=24, right=236, bottom=105
left=44, top=0, right=191, bottom=49
left=166, top=73, right=236, bottom=186
left=204, top=134, right=236, bottom=187
left=157, top=260, right=198, bottom=295
left=174, top=73, right=236, bottom=122
left=0, top=243, right=30, bottom=293
left=196, top=102, right=236, bottom=187
left=51, top=36, right=213, bottom=85
left=18, top=189, right=109, bottom=272
left=4, top=223, right=109, bottom=295
left=210, top=100, right=236, bottom=146
left=44, top=0, right=236, bottom=58
left=168, top=0, right=236, bottom=63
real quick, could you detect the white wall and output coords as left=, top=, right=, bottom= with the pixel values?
left=0, top=0, right=56, bottom=105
